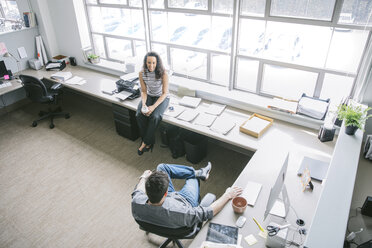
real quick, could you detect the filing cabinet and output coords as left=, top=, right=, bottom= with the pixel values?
left=112, top=104, right=139, bottom=141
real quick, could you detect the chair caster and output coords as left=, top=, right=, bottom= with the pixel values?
left=49, top=123, right=55, bottom=129
left=65, top=114, right=70, bottom=119
left=32, top=121, right=37, bottom=127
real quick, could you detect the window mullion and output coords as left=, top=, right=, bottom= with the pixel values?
left=228, top=0, right=241, bottom=91
left=314, top=72, right=324, bottom=98
left=331, top=0, right=344, bottom=25
left=83, top=0, right=95, bottom=57
left=142, top=0, right=151, bottom=52
left=257, top=61, right=264, bottom=94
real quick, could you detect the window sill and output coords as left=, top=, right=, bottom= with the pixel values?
left=169, top=76, right=325, bottom=130
left=83, top=61, right=324, bottom=130
left=0, top=26, right=38, bottom=36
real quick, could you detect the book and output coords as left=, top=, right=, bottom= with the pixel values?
left=177, top=109, right=199, bottom=122
left=179, top=96, right=201, bottom=108
left=205, top=103, right=226, bottom=116
left=210, top=117, right=236, bottom=135
left=51, top=71, right=72, bottom=81
left=194, top=113, right=217, bottom=127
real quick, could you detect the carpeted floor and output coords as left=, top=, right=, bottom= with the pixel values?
left=0, top=91, right=250, bottom=248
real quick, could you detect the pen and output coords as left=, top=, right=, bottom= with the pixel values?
left=252, top=217, right=265, bottom=232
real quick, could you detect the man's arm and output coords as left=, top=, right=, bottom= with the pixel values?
left=210, top=186, right=243, bottom=216
left=136, top=170, right=152, bottom=193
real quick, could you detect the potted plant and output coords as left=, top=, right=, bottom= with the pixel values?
left=87, top=54, right=100, bottom=64
left=337, top=103, right=372, bottom=135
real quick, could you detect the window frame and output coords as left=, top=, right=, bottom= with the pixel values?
left=83, top=0, right=372, bottom=102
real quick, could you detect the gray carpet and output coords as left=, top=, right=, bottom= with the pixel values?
left=0, top=91, right=250, bottom=248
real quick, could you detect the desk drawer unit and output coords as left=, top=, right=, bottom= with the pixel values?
left=112, top=104, right=139, bottom=141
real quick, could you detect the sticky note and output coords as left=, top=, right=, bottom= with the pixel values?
left=245, top=234, right=258, bottom=245
left=4, top=75, right=9, bottom=80
left=258, top=230, right=268, bottom=239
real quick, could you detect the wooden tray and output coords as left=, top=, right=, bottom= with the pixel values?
left=239, top=113, right=273, bottom=138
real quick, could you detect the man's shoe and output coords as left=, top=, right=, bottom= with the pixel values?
left=196, top=162, right=212, bottom=181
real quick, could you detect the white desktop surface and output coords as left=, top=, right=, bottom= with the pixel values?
left=17, top=66, right=363, bottom=247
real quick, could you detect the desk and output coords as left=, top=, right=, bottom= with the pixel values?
left=0, top=80, right=23, bottom=96
left=18, top=66, right=363, bottom=247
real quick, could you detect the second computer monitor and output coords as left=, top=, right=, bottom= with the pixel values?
left=264, top=152, right=290, bottom=221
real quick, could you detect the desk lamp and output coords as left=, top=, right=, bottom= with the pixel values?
left=2, top=52, right=20, bottom=79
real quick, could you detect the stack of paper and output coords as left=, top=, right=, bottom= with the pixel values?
left=65, top=76, right=86, bottom=85
left=268, top=98, right=298, bottom=114
left=177, top=109, right=199, bottom=122
left=205, top=103, right=226, bottom=116
left=194, top=113, right=217, bottom=127
left=210, top=117, right=236, bottom=135
left=241, top=117, right=270, bottom=134
left=115, top=91, right=132, bottom=101
left=179, top=96, right=201, bottom=108
left=297, top=97, right=329, bottom=120
left=51, top=71, right=72, bottom=81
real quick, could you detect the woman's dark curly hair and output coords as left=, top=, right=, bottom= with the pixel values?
left=143, top=51, right=165, bottom=80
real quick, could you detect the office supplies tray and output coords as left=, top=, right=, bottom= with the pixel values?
left=240, top=113, right=273, bottom=138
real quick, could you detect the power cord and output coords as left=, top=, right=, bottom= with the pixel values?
left=285, top=205, right=304, bottom=247
left=346, top=207, right=363, bottom=246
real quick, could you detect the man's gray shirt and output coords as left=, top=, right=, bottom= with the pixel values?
left=131, top=189, right=213, bottom=228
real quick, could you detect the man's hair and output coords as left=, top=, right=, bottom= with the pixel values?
left=145, top=171, right=169, bottom=204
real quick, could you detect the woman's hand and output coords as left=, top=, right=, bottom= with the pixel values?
left=145, top=105, right=156, bottom=116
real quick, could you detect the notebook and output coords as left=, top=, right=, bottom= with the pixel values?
left=179, top=96, right=201, bottom=108
left=177, top=109, right=199, bottom=122
left=210, top=117, right=236, bottom=135
left=242, top=181, right=262, bottom=207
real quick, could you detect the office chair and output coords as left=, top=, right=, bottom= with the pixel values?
left=19, top=74, right=70, bottom=129
left=135, top=193, right=216, bottom=248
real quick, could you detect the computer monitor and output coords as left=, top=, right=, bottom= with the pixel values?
left=264, top=152, right=290, bottom=221
left=0, top=60, right=8, bottom=78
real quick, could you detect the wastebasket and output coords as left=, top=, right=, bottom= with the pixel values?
left=183, top=132, right=207, bottom=164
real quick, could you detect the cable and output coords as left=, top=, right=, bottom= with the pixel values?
left=284, top=205, right=304, bottom=247
left=347, top=207, right=362, bottom=233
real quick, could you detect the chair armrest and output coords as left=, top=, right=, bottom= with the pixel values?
left=200, top=193, right=216, bottom=207
left=51, top=83, right=62, bottom=90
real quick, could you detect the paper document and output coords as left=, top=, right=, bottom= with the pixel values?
left=177, top=109, right=199, bottom=122
left=194, top=113, right=217, bottom=127
left=17, top=47, right=27, bottom=59
left=210, top=117, right=236, bottom=135
left=179, top=96, right=201, bottom=108
left=242, top=181, right=262, bottom=206
left=205, top=103, right=226, bottom=116
left=268, top=98, right=298, bottom=114
left=51, top=71, right=72, bottom=81
left=242, top=117, right=270, bottom=134
left=0, top=82, right=12, bottom=88
left=115, top=91, right=132, bottom=101
left=120, top=72, right=139, bottom=81
left=297, top=97, right=329, bottom=120
left=164, top=105, right=185, bottom=118
left=65, top=76, right=84, bottom=85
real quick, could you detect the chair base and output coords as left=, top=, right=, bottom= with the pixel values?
left=160, top=238, right=184, bottom=248
left=32, top=107, right=70, bottom=129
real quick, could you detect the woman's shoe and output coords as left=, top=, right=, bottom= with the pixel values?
left=143, top=144, right=154, bottom=153
left=138, top=148, right=144, bottom=156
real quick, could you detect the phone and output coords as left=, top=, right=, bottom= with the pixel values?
left=236, top=216, right=247, bottom=228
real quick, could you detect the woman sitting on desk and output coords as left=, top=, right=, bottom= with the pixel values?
left=136, top=51, right=169, bottom=155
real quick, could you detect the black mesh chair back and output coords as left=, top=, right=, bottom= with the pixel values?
left=135, top=219, right=199, bottom=248
left=18, top=74, right=70, bottom=129
left=19, top=74, right=52, bottom=103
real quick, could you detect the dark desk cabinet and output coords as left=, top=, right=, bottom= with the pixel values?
left=112, top=104, right=139, bottom=141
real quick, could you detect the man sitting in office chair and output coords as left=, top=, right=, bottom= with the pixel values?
left=132, top=162, right=243, bottom=229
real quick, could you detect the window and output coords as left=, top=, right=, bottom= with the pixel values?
left=0, top=0, right=22, bottom=33
left=84, top=0, right=371, bottom=106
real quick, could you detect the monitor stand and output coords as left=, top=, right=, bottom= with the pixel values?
left=269, top=185, right=290, bottom=218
